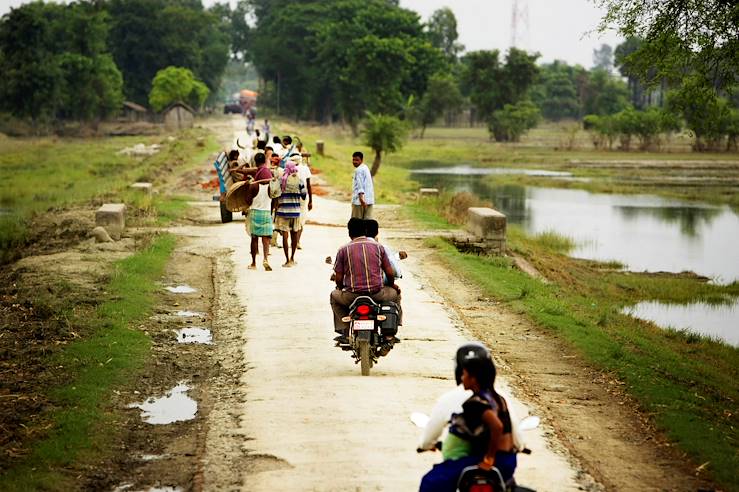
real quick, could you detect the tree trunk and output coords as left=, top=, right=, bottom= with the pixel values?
left=370, top=149, right=382, bottom=176
left=420, top=125, right=426, bottom=139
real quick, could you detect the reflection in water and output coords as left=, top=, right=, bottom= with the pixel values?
left=411, top=169, right=739, bottom=282
left=623, top=300, right=739, bottom=346
left=616, top=206, right=721, bottom=237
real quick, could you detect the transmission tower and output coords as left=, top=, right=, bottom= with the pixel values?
left=510, top=0, right=530, bottom=49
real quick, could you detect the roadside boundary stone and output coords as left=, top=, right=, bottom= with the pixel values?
left=95, top=203, right=126, bottom=240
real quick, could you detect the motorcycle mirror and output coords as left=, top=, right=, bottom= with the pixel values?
left=410, top=412, right=430, bottom=429
left=518, top=415, right=540, bottom=432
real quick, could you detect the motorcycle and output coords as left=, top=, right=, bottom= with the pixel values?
left=411, top=412, right=540, bottom=492
left=338, top=296, right=400, bottom=376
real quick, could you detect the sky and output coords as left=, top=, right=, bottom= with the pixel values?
left=0, top=0, right=622, bottom=67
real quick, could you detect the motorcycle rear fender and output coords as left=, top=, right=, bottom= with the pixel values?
left=354, top=329, right=372, bottom=342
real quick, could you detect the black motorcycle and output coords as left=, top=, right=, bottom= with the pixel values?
left=338, top=296, right=400, bottom=376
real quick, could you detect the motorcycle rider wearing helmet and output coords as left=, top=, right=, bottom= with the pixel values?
left=420, top=344, right=516, bottom=491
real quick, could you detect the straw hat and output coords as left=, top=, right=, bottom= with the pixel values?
left=225, top=180, right=255, bottom=212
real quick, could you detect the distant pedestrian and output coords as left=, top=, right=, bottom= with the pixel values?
left=296, top=153, right=313, bottom=249
left=351, top=151, right=374, bottom=219
left=262, top=119, right=271, bottom=142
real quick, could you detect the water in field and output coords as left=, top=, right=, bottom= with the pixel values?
left=412, top=166, right=739, bottom=283
left=623, top=300, right=739, bottom=347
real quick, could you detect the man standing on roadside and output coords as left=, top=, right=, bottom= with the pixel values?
left=351, top=151, right=374, bottom=219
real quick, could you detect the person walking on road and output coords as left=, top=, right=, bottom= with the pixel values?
left=248, top=153, right=274, bottom=271
left=330, top=218, right=399, bottom=343
left=351, top=151, right=374, bottom=219
left=274, top=162, right=306, bottom=267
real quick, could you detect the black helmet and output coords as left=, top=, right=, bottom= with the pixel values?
left=454, top=342, right=491, bottom=385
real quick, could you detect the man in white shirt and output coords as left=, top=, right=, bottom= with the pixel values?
left=351, top=151, right=374, bottom=219
left=295, top=153, right=313, bottom=249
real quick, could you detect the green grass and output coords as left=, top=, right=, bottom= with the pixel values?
left=424, top=235, right=739, bottom=489
left=0, top=234, right=177, bottom=491
left=0, top=129, right=216, bottom=261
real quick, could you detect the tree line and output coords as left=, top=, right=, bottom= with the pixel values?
left=0, top=0, right=245, bottom=126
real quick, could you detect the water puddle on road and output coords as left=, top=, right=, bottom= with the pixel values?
left=623, top=299, right=739, bottom=346
left=174, top=327, right=213, bottom=344
left=127, top=383, right=197, bottom=424
left=174, top=310, right=204, bottom=317
left=165, top=285, right=197, bottom=294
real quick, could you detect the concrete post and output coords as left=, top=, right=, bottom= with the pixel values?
left=95, top=203, right=126, bottom=240
left=466, top=207, right=506, bottom=254
left=316, top=141, right=325, bottom=156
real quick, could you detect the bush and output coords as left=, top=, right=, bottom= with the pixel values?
left=488, top=100, right=541, bottom=142
left=584, top=107, right=682, bottom=151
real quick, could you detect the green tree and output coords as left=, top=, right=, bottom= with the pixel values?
left=149, top=66, right=209, bottom=112
left=249, top=0, right=442, bottom=125
left=531, top=61, right=582, bottom=120
left=0, top=2, right=123, bottom=125
left=592, top=43, right=613, bottom=73
left=667, top=76, right=733, bottom=151
left=413, top=73, right=464, bottom=137
left=596, top=0, right=738, bottom=90
left=489, top=100, right=541, bottom=142
left=107, top=0, right=230, bottom=105
left=582, top=69, right=630, bottom=115
left=361, top=112, right=408, bottom=176
left=425, top=7, right=463, bottom=63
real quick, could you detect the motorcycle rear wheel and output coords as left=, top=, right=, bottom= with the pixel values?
left=359, top=339, right=371, bottom=376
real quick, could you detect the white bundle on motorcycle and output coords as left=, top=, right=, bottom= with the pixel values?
left=415, top=385, right=531, bottom=452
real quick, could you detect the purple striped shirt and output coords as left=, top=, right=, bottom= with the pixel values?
left=334, top=237, right=393, bottom=294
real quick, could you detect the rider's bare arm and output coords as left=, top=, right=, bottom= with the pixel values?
left=480, top=409, right=503, bottom=470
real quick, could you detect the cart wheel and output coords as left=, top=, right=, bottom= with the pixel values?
left=220, top=201, right=233, bottom=223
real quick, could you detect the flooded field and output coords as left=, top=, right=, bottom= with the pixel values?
left=624, top=299, right=739, bottom=346
left=412, top=166, right=739, bottom=283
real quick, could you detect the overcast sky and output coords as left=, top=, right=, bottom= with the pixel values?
left=0, top=0, right=621, bottom=67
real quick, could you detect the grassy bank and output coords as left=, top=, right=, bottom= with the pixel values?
left=0, top=234, right=176, bottom=491
left=0, top=129, right=216, bottom=261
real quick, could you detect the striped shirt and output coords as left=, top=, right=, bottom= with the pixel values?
left=334, top=237, right=393, bottom=294
left=275, top=174, right=305, bottom=218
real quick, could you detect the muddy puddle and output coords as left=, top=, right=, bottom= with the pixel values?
left=127, top=383, right=197, bottom=424
left=174, top=327, right=213, bottom=344
left=114, top=485, right=183, bottom=492
left=623, top=299, right=739, bottom=346
left=165, top=285, right=197, bottom=294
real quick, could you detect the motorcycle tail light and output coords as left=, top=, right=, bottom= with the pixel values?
left=356, top=305, right=371, bottom=316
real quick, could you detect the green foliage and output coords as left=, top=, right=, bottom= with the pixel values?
left=106, top=0, right=230, bottom=105
left=148, top=66, right=209, bottom=112
left=667, top=77, right=736, bottom=152
left=592, top=43, right=614, bottom=73
left=596, top=0, right=738, bottom=92
left=585, top=106, right=681, bottom=150
left=0, top=2, right=123, bottom=124
left=461, top=48, right=540, bottom=138
left=425, top=7, right=463, bottom=63
left=412, top=73, right=464, bottom=137
left=249, top=0, right=442, bottom=125
left=582, top=68, right=630, bottom=116
left=530, top=61, right=584, bottom=120
left=489, top=100, right=541, bottom=142
left=361, top=112, right=409, bottom=176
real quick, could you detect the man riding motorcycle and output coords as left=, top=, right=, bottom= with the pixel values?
left=330, top=218, right=401, bottom=344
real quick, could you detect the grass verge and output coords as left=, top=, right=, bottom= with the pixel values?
left=0, top=234, right=176, bottom=491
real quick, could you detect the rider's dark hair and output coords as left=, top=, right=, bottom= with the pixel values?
left=347, top=218, right=366, bottom=239
left=265, top=146, right=274, bottom=152
left=352, top=151, right=363, bottom=160
left=227, top=150, right=239, bottom=161
left=273, top=136, right=281, bottom=144
left=364, top=219, right=379, bottom=238
left=283, top=135, right=292, bottom=145
left=254, top=152, right=266, bottom=165
left=256, top=140, right=266, bottom=150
